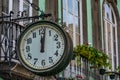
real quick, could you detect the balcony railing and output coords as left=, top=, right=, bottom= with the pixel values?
left=0, top=21, right=24, bottom=63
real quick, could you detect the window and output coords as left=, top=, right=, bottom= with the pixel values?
left=23, top=0, right=30, bottom=17
left=13, top=0, right=20, bottom=18
left=62, top=0, right=81, bottom=47
left=2, top=0, right=9, bottom=15
left=0, top=0, right=9, bottom=21
left=62, top=0, right=82, bottom=78
left=103, top=2, right=118, bottom=70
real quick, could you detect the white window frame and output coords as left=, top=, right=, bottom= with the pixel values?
left=104, top=2, right=118, bottom=70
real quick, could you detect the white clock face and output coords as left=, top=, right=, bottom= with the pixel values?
left=19, top=24, right=65, bottom=71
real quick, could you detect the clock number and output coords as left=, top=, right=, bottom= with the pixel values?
left=33, top=32, right=36, bottom=38
left=54, top=34, right=58, bottom=41
left=49, top=57, right=53, bottom=63
left=49, top=30, right=51, bottom=36
left=54, top=50, right=58, bottom=56
left=26, top=46, right=30, bottom=52
left=27, top=38, right=32, bottom=44
left=27, top=53, right=32, bottom=60
left=41, top=60, right=45, bottom=66
left=39, top=28, right=45, bottom=35
left=34, top=58, right=38, bottom=65
left=56, top=41, right=61, bottom=48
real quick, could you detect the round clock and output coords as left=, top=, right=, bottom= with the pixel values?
left=17, top=21, right=73, bottom=76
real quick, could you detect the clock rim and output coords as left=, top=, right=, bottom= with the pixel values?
left=17, top=21, right=69, bottom=73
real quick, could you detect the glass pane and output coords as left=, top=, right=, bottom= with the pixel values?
left=113, top=27, right=116, bottom=55
left=63, top=0, right=66, bottom=9
left=13, top=0, right=19, bottom=18
left=105, top=3, right=110, bottom=20
left=68, top=23, right=73, bottom=41
left=113, top=27, right=117, bottom=68
left=74, top=0, right=78, bottom=16
left=68, top=13, right=73, bottom=24
left=23, top=3, right=29, bottom=17
left=111, top=11, right=115, bottom=24
left=63, top=9, right=66, bottom=23
left=107, top=23, right=112, bottom=62
left=68, top=13, right=73, bottom=40
left=2, top=0, right=9, bottom=14
left=75, top=17, right=80, bottom=45
left=68, top=0, right=72, bottom=13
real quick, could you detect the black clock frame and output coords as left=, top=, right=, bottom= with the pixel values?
left=17, top=20, right=73, bottom=76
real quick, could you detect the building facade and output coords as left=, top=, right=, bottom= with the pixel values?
left=0, top=0, right=120, bottom=80
left=38, top=0, right=120, bottom=80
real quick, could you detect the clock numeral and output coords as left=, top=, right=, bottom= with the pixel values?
left=54, top=34, right=58, bottom=41
left=33, top=32, right=36, bottom=38
left=34, top=58, right=38, bottom=65
left=49, top=57, right=53, bottom=63
left=49, top=30, right=51, bottom=36
left=26, top=46, right=30, bottom=52
left=27, top=53, right=32, bottom=60
left=39, top=28, right=46, bottom=35
left=27, top=38, right=32, bottom=44
left=56, top=41, right=61, bottom=48
left=54, top=50, right=59, bottom=56
left=41, top=60, right=45, bottom=66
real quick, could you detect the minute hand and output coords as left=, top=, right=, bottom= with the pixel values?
left=40, top=29, right=46, bottom=53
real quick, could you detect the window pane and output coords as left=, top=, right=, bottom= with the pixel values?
left=23, top=1, right=29, bottom=17
left=105, top=3, right=110, bottom=20
left=111, top=11, right=115, bottom=24
left=13, top=0, right=19, bottom=18
left=2, top=0, right=9, bottom=14
left=63, top=9, right=66, bottom=23
left=68, top=0, right=72, bottom=13
left=74, top=0, right=78, bottom=16
left=68, top=13, right=73, bottom=24
left=75, top=17, right=80, bottom=45
left=63, top=0, right=66, bottom=9
left=68, top=24, right=73, bottom=41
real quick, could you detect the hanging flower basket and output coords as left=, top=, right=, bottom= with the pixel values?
left=76, top=74, right=83, bottom=79
left=73, top=44, right=111, bottom=69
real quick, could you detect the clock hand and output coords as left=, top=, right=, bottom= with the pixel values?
left=40, top=28, right=45, bottom=53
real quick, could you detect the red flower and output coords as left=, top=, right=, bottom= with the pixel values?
left=76, top=75, right=82, bottom=79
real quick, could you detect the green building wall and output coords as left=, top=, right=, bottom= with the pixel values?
left=87, top=0, right=93, bottom=45
left=39, top=0, right=45, bottom=12
left=0, top=77, right=3, bottom=80
left=117, top=0, right=120, bottom=15
left=58, top=0, right=62, bottom=25
left=100, top=0, right=104, bottom=49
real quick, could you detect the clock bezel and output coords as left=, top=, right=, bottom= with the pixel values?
left=17, top=21, right=69, bottom=74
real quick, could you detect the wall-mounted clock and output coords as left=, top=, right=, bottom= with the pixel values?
left=17, top=21, right=73, bottom=76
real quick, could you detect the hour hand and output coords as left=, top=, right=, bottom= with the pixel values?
left=40, top=29, right=45, bottom=53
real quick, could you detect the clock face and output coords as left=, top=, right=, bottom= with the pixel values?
left=17, top=21, right=67, bottom=73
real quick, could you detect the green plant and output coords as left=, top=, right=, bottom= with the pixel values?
left=116, top=66, right=120, bottom=73
left=73, top=44, right=111, bottom=68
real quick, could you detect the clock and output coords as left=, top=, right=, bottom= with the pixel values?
left=17, top=21, right=73, bottom=76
